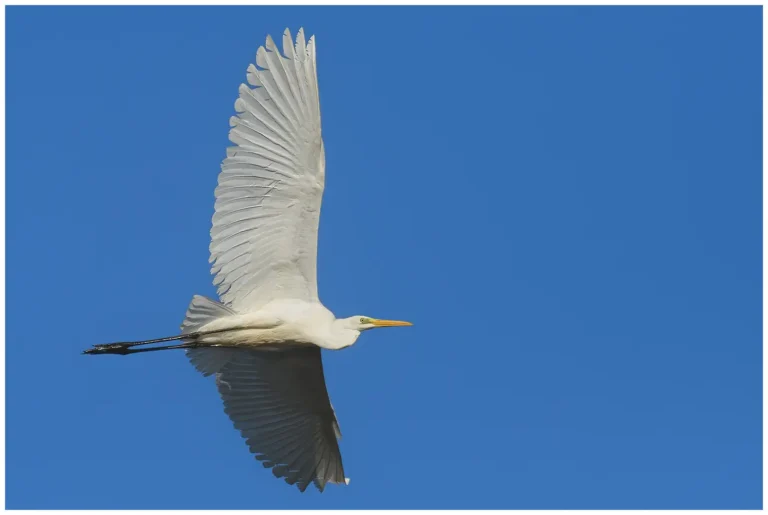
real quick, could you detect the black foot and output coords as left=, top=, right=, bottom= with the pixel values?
left=83, top=343, right=132, bottom=355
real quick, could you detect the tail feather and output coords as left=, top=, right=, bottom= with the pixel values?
left=182, top=295, right=238, bottom=376
left=180, top=295, right=235, bottom=334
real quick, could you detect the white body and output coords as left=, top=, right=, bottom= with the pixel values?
left=194, top=299, right=360, bottom=350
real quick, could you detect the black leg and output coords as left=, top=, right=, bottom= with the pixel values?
left=83, top=341, right=202, bottom=356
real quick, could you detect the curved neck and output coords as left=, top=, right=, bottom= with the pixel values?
left=323, top=319, right=360, bottom=350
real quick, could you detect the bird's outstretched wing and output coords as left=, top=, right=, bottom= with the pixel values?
left=211, top=28, right=324, bottom=311
left=215, top=347, right=346, bottom=492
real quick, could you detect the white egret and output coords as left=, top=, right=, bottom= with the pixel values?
left=84, top=27, right=412, bottom=493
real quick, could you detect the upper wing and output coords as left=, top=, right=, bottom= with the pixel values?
left=216, top=347, right=346, bottom=492
left=211, top=28, right=324, bottom=311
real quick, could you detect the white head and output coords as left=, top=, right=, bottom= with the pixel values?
left=330, top=315, right=412, bottom=349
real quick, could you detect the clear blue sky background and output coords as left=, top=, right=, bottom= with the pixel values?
left=6, top=6, right=761, bottom=509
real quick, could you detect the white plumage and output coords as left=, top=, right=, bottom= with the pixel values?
left=212, top=29, right=323, bottom=312
left=86, top=28, right=411, bottom=493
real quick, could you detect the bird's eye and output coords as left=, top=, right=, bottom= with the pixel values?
left=360, top=317, right=366, bottom=323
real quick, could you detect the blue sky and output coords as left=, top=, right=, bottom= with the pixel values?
left=6, top=6, right=761, bottom=509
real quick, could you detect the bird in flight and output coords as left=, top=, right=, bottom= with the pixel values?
left=84, top=27, right=412, bottom=493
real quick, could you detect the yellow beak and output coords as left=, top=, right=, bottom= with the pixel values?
left=371, top=319, right=413, bottom=327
